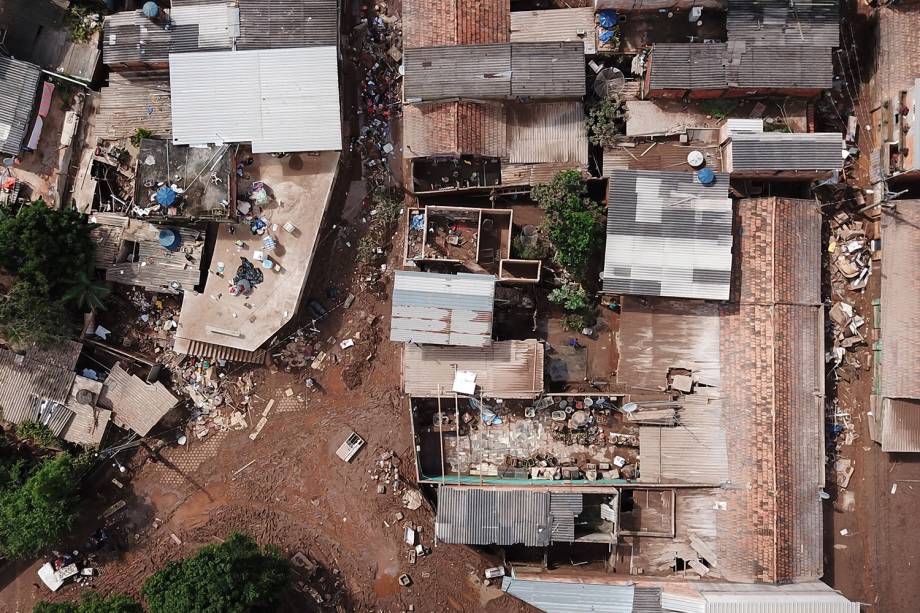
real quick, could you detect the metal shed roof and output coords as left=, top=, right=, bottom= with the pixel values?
left=510, top=7, right=596, bottom=55
left=236, top=0, right=338, bottom=49
left=648, top=43, right=833, bottom=91
left=726, top=0, right=840, bottom=48
left=403, top=42, right=585, bottom=102
left=726, top=132, right=843, bottom=171
left=99, top=363, right=178, bottom=436
left=102, top=11, right=202, bottom=65
left=169, top=47, right=341, bottom=152
left=501, top=577, right=637, bottom=613
left=391, top=271, right=495, bottom=347
left=0, top=55, right=41, bottom=155
left=436, top=487, right=552, bottom=546
left=602, top=170, right=733, bottom=300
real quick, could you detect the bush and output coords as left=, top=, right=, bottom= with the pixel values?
left=15, top=422, right=60, bottom=449
left=143, top=533, right=291, bottom=613
left=562, top=313, right=587, bottom=332
left=585, top=97, right=627, bottom=148
left=0, top=454, right=80, bottom=558
left=532, top=171, right=603, bottom=277
left=549, top=283, right=589, bottom=311
left=130, top=128, right=153, bottom=147
left=511, top=235, right=549, bottom=261
left=34, top=592, right=142, bottom=613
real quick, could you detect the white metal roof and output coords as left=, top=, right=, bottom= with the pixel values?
left=169, top=47, right=341, bottom=153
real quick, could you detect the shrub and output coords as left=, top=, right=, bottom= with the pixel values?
left=585, top=97, right=627, bottom=148
left=562, top=313, right=587, bottom=332
left=532, top=171, right=603, bottom=277
left=34, top=592, right=142, bottom=613
left=130, top=128, right=153, bottom=147
left=15, top=422, right=60, bottom=449
left=549, top=283, right=589, bottom=311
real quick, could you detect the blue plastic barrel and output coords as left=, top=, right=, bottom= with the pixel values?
left=598, top=11, right=619, bottom=28
left=142, top=1, right=159, bottom=17
left=158, top=228, right=181, bottom=251
left=697, top=168, right=716, bottom=185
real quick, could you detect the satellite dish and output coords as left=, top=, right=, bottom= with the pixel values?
left=593, top=67, right=626, bottom=99
left=687, top=150, right=705, bottom=168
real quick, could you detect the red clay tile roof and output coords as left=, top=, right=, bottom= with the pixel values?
left=404, top=102, right=506, bottom=158
left=403, top=0, right=510, bottom=49
left=874, top=5, right=920, bottom=106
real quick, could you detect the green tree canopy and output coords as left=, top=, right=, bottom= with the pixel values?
left=0, top=279, right=75, bottom=349
left=532, top=171, right=603, bottom=277
left=0, top=200, right=97, bottom=295
left=62, top=270, right=111, bottom=313
left=0, top=454, right=80, bottom=558
left=34, top=592, right=142, bottom=613
left=143, top=533, right=291, bottom=613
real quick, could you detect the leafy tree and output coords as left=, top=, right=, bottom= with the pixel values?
left=549, top=283, right=589, bottom=311
left=585, top=97, right=627, bottom=148
left=532, top=171, right=603, bottom=277
left=34, top=592, right=142, bottom=613
left=62, top=271, right=111, bottom=313
left=0, top=280, right=75, bottom=349
left=0, top=200, right=97, bottom=295
left=0, top=454, right=80, bottom=558
left=143, top=533, right=291, bottom=613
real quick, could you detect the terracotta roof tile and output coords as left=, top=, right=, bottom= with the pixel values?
left=403, top=0, right=510, bottom=49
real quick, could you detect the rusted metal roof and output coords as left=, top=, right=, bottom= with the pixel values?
left=880, top=398, right=920, bottom=453
left=602, top=170, right=733, bottom=300
left=60, top=376, right=110, bottom=447
left=402, top=339, right=544, bottom=398
left=391, top=271, right=495, bottom=347
left=0, top=55, right=41, bottom=156
left=510, top=7, right=596, bottom=54
left=0, top=342, right=81, bottom=428
left=95, top=74, right=172, bottom=140
left=99, top=363, right=178, bottom=436
left=506, top=101, right=587, bottom=165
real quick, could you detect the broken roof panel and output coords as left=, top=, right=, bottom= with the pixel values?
left=726, top=132, right=843, bottom=172
left=60, top=376, right=110, bottom=447
left=391, top=271, right=495, bottom=346
left=506, top=101, right=588, bottom=165
left=0, top=342, right=81, bottom=429
left=403, top=0, right=510, bottom=48
left=0, top=56, right=41, bottom=155
left=99, top=363, right=178, bottom=437
left=403, top=42, right=584, bottom=102
left=510, top=7, right=596, bottom=54
left=602, top=170, right=733, bottom=300
left=402, top=339, right=544, bottom=398
left=169, top=47, right=341, bottom=152
left=102, top=11, right=202, bottom=65
left=727, top=0, right=840, bottom=47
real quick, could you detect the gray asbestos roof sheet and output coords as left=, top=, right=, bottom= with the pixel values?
left=0, top=56, right=41, bottom=155
left=728, top=132, right=843, bottom=171
left=727, top=0, right=840, bottom=47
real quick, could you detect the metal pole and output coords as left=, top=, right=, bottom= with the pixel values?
left=436, top=387, right=445, bottom=482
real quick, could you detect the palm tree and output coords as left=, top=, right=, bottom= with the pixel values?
left=62, top=271, right=111, bottom=313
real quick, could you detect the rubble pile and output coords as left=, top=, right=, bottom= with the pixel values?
left=353, top=3, right=402, bottom=191
left=115, top=289, right=180, bottom=354
left=829, top=210, right=878, bottom=292
left=369, top=450, right=405, bottom=497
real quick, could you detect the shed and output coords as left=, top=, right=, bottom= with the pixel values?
left=0, top=56, right=41, bottom=155
left=391, top=271, right=496, bottom=347
left=99, top=363, right=178, bottom=436
left=510, top=8, right=596, bottom=54
left=722, top=131, right=843, bottom=173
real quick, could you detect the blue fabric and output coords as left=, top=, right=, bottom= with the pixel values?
left=598, top=11, right=619, bottom=27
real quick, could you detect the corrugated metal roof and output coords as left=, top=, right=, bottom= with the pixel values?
left=501, top=577, right=636, bottom=613
left=726, top=0, right=840, bottom=48
left=880, top=399, right=920, bottom=452
left=549, top=492, right=582, bottom=543
left=402, top=339, right=544, bottom=398
left=510, top=42, right=585, bottom=98
left=648, top=43, right=833, bottom=91
left=0, top=55, right=41, bottom=155
left=169, top=47, right=341, bottom=152
left=880, top=201, right=920, bottom=400
left=99, top=363, right=178, bottom=436
left=60, top=376, right=109, bottom=447
left=95, top=73, right=172, bottom=140
left=510, top=8, right=596, bottom=54
left=602, top=170, right=733, bottom=300
left=175, top=338, right=267, bottom=364
left=698, top=582, right=859, bottom=613
left=237, top=0, right=338, bottom=49
left=506, top=102, right=587, bottom=164
left=102, top=11, right=202, bottom=65
left=0, top=343, right=80, bottom=428
left=170, top=3, right=239, bottom=48
left=436, top=487, right=552, bottom=546
left=391, top=271, right=495, bottom=347
left=403, top=42, right=585, bottom=101
left=727, top=132, right=842, bottom=171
